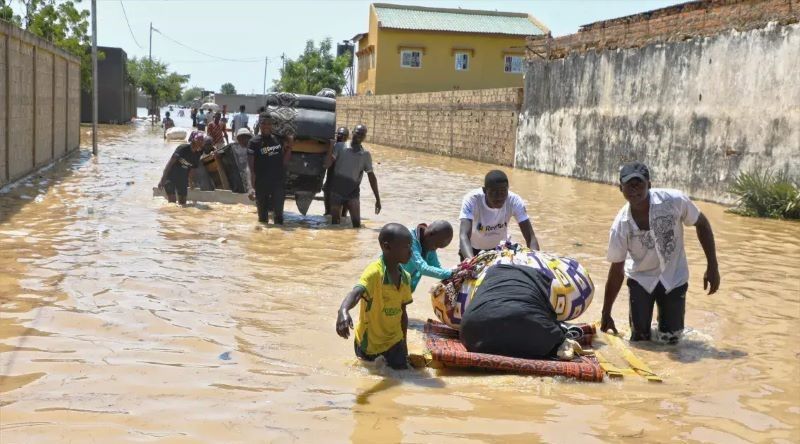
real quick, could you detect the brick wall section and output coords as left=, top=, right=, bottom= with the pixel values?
left=8, top=37, right=34, bottom=180
left=526, top=0, right=800, bottom=59
left=53, top=57, right=67, bottom=157
left=336, top=88, right=522, bottom=166
left=0, top=21, right=81, bottom=188
left=67, top=62, right=80, bottom=151
left=0, top=34, right=6, bottom=184
left=35, top=48, right=54, bottom=167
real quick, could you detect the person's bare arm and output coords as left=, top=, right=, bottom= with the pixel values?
left=459, top=219, right=474, bottom=260
left=600, top=262, right=625, bottom=334
left=283, top=135, right=294, bottom=166
left=336, top=287, right=365, bottom=339
left=694, top=213, right=720, bottom=294
left=324, top=139, right=335, bottom=169
left=401, top=305, right=409, bottom=339
left=367, top=172, right=381, bottom=214
left=247, top=154, right=257, bottom=199
left=158, top=156, right=178, bottom=187
left=518, top=219, right=540, bottom=250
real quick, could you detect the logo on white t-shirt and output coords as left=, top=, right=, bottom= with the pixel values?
left=477, top=222, right=508, bottom=233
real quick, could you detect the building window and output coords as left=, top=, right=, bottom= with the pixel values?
left=369, top=52, right=375, bottom=69
left=400, top=50, right=422, bottom=68
left=504, top=55, right=524, bottom=73
left=455, top=52, right=469, bottom=71
left=358, top=54, right=368, bottom=75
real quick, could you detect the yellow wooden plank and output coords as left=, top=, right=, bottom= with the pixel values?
left=604, top=332, right=663, bottom=383
left=594, top=350, right=636, bottom=378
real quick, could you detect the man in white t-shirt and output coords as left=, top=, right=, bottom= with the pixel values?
left=458, top=170, right=540, bottom=259
left=600, top=162, right=720, bottom=344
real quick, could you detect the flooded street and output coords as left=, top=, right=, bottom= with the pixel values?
left=1, top=117, right=799, bottom=443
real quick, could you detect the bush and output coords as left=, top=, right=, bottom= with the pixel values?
left=729, top=169, right=800, bottom=219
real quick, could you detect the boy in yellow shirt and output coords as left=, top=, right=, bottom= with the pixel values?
left=336, top=223, right=413, bottom=369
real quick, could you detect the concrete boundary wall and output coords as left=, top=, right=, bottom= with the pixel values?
left=516, top=22, right=800, bottom=204
left=527, top=0, right=799, bottom=60
left=336, top=88, right=522, bottom=166
left=0, top=21, right=81, bottom=188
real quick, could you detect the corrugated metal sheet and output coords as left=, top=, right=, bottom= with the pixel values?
left=374, top=5, right=545, bottom=36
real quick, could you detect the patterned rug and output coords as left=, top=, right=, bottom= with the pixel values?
left=424, top=320, right=604, bottom=382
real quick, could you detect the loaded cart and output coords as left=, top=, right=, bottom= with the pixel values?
left=155, top=92, right=336, bottom=215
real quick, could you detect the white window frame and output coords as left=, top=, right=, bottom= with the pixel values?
left=400, top=50, right=422, bottom=69
left=504, top=55, right=524, bottom=74
left=455, top=52, right=469, bottom=71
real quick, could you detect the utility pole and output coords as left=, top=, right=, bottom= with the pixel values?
left=148, top=22, right=154, bottom=117
left=281, top=53, right=286, bottom=70
left=149, top=22, right=153, bottom=61
left=91, top=0, right=98, bottom=156
left=262, top=56, right=268, bottom=95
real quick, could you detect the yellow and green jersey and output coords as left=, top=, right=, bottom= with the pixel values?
left=354, top=257, right=413, bottom=355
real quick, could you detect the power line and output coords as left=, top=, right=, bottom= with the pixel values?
left=151, top=27, right=262, bottom=63
left=168, top=59, right=261, bottom=64
left=118, top=0, right=143, bottom=49
left=168, top=57, right=281, bottom=64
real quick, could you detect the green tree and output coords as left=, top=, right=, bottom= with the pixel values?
left=0, top=0, right=21, bottom=24
left=220, top=82, right=236, bottom=95
left=273, top=38, right=350, bottom=95
left=6, top=0, right=95, bottom=91
left=127, top=57, right=189, bottom=110
left=181, top=86, right=204, bottom=104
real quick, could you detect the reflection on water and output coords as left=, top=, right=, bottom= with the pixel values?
left=1, top=118, right=799, bottom=442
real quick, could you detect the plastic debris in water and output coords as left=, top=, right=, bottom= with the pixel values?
left=218, top=352, right=231, bottom=361
left=217, top=237, right=227, bottom=243
left=34, top=195, right=45, bottom=203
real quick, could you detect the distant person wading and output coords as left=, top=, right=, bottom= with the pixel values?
left=232, top=105, right=249, bottom=134
left=326, top=124, right=381, bottom=228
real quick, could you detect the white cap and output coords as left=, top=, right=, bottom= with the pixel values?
left=235, top=128, right=253, bottom=138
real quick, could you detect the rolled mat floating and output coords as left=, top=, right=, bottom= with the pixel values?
left=424, top=320, right=604, bottom=382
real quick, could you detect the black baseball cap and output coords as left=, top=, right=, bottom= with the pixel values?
left=619, top=162, right=650, bottom=184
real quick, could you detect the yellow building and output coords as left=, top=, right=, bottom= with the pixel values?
left=354, top=3, right=549, bottom=96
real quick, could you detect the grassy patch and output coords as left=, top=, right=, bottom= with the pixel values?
left=729, top=169, right=800, bottom=219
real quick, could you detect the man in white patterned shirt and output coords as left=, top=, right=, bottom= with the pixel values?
left=600, top=162, right=721, bottom=344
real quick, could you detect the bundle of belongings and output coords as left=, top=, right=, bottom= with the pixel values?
left=427, top=242, right=604, bottom=381
left=264, top=92, right=336, bottom=141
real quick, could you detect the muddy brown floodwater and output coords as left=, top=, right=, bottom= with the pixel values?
left=1, top=119, right=799, bottom=443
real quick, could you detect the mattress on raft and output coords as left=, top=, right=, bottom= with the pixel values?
left=424, top=320, right=604, bottom=382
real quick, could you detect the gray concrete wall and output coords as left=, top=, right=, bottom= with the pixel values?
left=80, top=46, right=136, bottom=123
left=516, top=23, right=800, bottom=204
left=1, top=21, right=81, bottom=187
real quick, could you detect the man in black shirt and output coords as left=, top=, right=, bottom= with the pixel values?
left=157, top=131, right=206, bottom=205
left=247, top=111, right=293, bottom=224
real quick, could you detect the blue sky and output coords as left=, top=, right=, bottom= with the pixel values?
left=19, top=0, right=685, bottom=94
